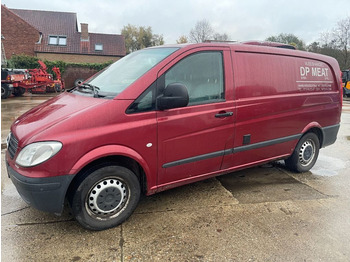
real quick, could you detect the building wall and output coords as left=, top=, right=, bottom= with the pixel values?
left=36, top=52, right=121, bottom=64
left=1, top=6, right=40, bottom=60
left=62, top=66, right=100, bottom=89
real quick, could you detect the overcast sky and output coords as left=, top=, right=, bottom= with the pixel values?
left=2, top=0, right=349, bottom=45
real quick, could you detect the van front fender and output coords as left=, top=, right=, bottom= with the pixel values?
left=69, top=145, right=151, bottom=180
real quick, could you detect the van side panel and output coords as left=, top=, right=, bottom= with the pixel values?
left=230, top=51, right=341, bottom=167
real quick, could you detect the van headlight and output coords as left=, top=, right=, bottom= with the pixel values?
left=16, top=142, right=62, bottom=167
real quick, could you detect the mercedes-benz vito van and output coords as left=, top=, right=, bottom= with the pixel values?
left=6, top=42, right=342, bottom=230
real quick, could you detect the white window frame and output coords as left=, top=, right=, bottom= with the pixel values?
left=48, top=35, right=67, bottom=46
left=58, top=37, right=67, bottom=46
left=95, top=44, right=103, bottom=51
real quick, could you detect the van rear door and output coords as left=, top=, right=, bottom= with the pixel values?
left=156, top=48, right=235, bottom=186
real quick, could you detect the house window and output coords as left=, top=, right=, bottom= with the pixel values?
left=49, top=36, right=57, bottom=45
left=49, top=36, right=67, bottom=46
left=58, top=37, right=67, bottom=45
left=95, top=44, right=103, bottom=51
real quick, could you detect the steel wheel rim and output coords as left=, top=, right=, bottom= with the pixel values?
left=298, top=139, right=316, bottom=167
left=86, top=177, right=128, bottom=218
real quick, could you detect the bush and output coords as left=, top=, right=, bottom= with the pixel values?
left=7, top=54, right=38, bottom=69
left=6, top=55, right=113, bottom=75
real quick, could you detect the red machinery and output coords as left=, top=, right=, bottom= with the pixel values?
left=1, top=60, right=64, bottom=99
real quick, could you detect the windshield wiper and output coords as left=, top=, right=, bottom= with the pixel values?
left=78, top=83, right=101, bottom=97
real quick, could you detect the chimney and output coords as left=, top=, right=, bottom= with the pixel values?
left=81, top=23, right=89, bottom=41
left=80, top=23, right=90, bottom=53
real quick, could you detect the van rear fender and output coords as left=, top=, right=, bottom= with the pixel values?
left=300, top=122, right=323, bottom=145
left=69, top=145, right=153, bottom=190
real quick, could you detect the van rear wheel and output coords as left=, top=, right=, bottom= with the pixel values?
left=70, top=165, right=141, bottom=230
left=285, top=133, right=320, bottom=173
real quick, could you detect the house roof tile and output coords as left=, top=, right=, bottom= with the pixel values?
left=10, top=9, right=78, bottom=36
left=10, top=8, right=125, bottom=57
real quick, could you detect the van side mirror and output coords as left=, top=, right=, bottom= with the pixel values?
left=157, top=83, right=189, bottom=110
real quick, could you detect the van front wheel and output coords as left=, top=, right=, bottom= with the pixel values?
left=70, top=165, right=141, bottom=230
left=285, top=133, right=320, bottom=173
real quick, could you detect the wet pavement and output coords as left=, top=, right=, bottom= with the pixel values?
left=1, top=94, right=350, bottom=261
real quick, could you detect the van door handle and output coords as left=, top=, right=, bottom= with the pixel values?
left=215, top=112, right=233, bottom=118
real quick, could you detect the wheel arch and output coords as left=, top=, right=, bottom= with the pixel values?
left=285, top=129, right=321, bottom=173
left=300, top=122, right=324, bottom=147
left=67, top=145, right=151, bottom=198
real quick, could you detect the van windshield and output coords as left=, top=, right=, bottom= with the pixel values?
left=84, top=47, right=179, bottom=98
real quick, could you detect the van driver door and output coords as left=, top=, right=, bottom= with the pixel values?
left=156, top=48, right=235, bottom=187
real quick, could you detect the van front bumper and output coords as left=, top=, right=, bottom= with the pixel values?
left=6, top=161, right=74, bottom=214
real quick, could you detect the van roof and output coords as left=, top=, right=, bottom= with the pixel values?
left=148, top=42, right=339, bottom=69
left=156, top=41, right=298, bottom=53
left=240, top=41, right=296, bottom=50
left=203, top=40, right=296, bottom=50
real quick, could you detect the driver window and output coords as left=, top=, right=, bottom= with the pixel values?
left=165, top=52, right=224, bottom=106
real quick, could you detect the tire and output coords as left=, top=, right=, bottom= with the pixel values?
left=1, top=84, right=11, bottom=99
left=54, top=83, right=62, bottom=92
left=69, top=165, right=141, bottom=230
left=13, top=87, right=26, bottom=97
left=285, top=132, right=320, bottom=173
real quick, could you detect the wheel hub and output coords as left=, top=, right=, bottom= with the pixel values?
left=87, top=178, right=127, bottom=216
left=299, top=140, right=315, bottom=166
left=303, top=145, right=312, bottom=160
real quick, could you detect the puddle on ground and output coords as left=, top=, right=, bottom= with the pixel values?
left=217, top=166, right=327, bottom=204
left=311, top=155, right=346, bottom=177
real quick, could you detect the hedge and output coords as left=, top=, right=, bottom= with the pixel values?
left=6, top=55, right=114, bottom=76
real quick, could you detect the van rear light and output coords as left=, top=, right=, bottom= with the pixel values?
left=340, top=71, right=343, bottom=107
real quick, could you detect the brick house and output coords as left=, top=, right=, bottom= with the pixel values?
left=1, top=5, right=41, bottom=60
left=1, top=5, right=126, bottom=63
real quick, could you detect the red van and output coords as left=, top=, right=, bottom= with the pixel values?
left=6, top=42, right=342, bottom=230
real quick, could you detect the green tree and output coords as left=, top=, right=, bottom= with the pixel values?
left=265, top=33, right=306, bottom=50
left=152, top=34, right=165, bottom=46
left=330, top=16, right=350, bottom=69
left=307, top=40, right=343, bottom=65
left=307, top=16, right=350, bottom=69
left=176, top=35, right=188, bottom=44
left=306, top=41, right=321, bottom=53
left=121, top=24, right=164, bottom=54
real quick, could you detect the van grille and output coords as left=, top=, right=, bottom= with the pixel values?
left=8, top=133, right=18, bottom=159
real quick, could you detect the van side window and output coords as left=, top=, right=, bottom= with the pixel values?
left=165, top=52, right=224, bottom=106
left=126, top=82, right=156, bottom=114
